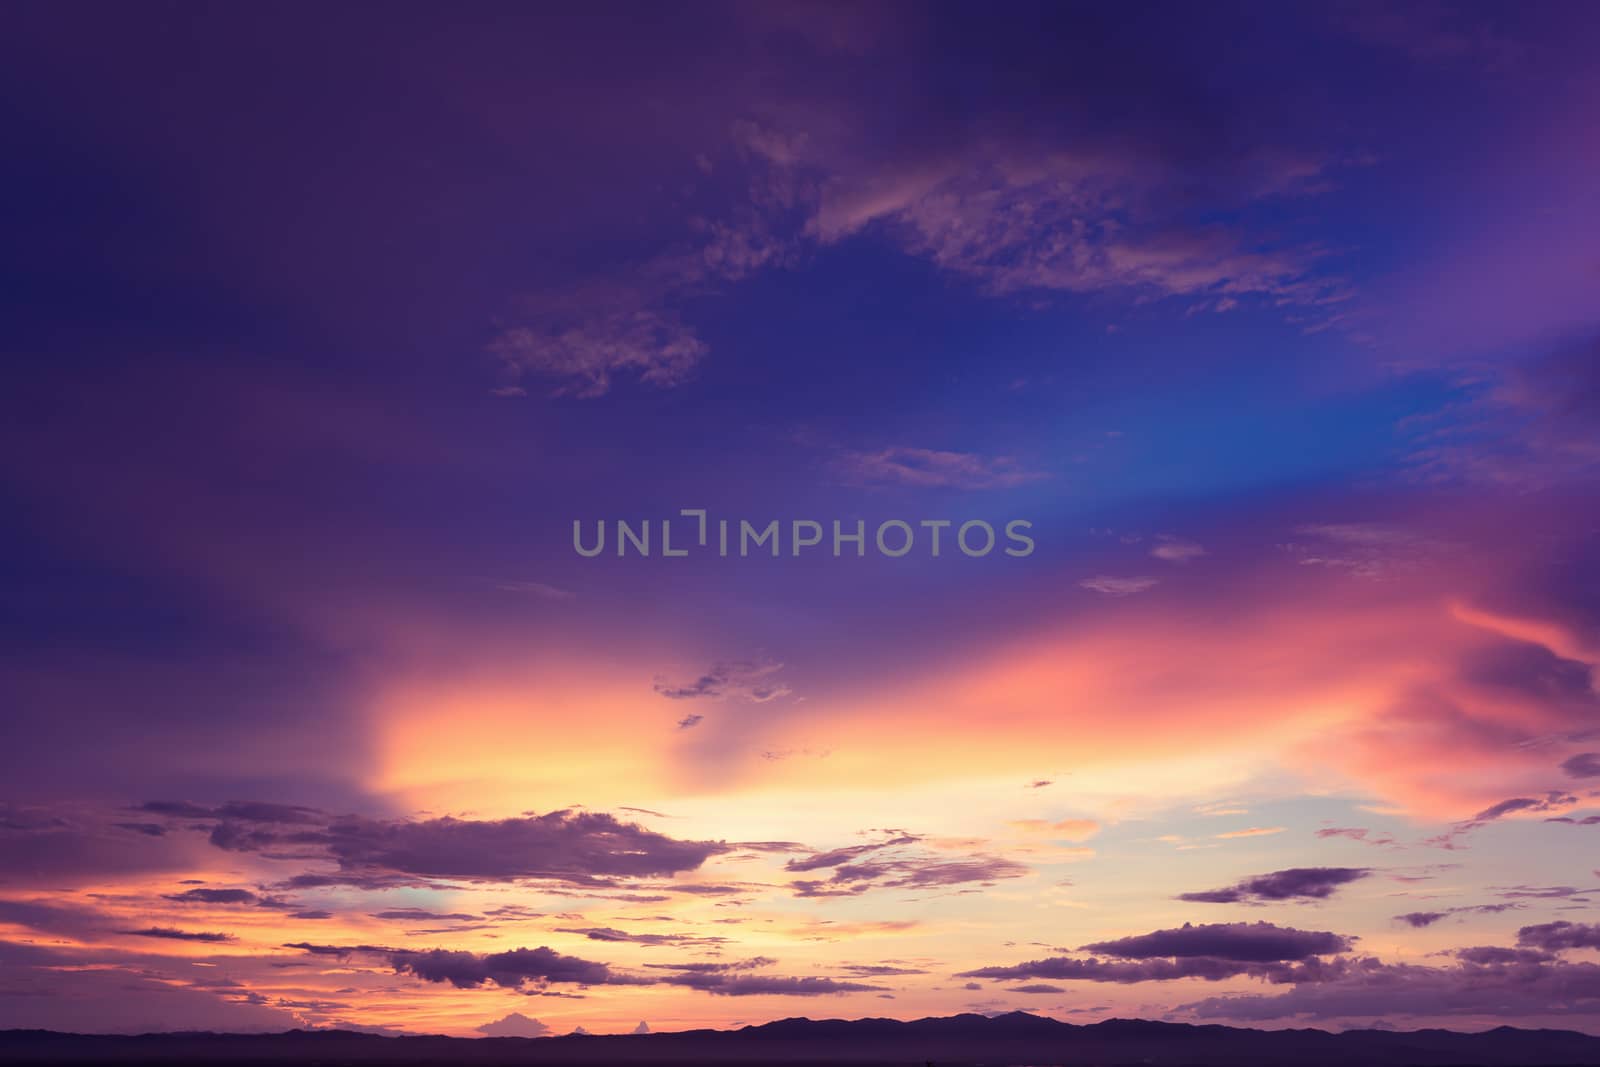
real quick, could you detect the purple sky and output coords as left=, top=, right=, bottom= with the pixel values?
left=2, top=0, right=1599, bottom=1039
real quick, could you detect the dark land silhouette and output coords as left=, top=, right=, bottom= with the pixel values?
left=6, top=1011, right=1600, bottom=1066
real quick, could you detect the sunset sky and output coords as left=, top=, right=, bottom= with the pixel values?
left=3, top=0, right=1600, bottom=1040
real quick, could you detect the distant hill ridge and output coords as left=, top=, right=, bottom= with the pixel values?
left=5, top=1010, right=1600, bottom=1065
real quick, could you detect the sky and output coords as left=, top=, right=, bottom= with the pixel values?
left=2, top=0, right=1600, bottom=1041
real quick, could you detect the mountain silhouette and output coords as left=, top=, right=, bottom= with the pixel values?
left=6, top=1010, right=1600, bottom=1065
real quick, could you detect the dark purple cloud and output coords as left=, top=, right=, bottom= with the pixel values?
left=371, top=909, right=481, bottom=922
left=788, top=844, right=1029, bottom=897
left=1179, top=866, right=1370, bottom=904
left=1562, top=752, right=1600, bottom=778
left=0, top=943, right=298, bottom=1033
left=1184, top=955, right=1600, bottom=1022
left=145, top=803, right=726, bottom=885
left=1083, top=921, right=1352, bottom=962
left=282, top=942, right=392, bottom=959
left=0, top=816, right=202, bottom=887
left=1473, top=794, right=1577, bottom=822
left=321, top=811, right=727, bottom=882
left=1426, top=790, right=1580, bottom=847
left=960, top=955, right=1289, bottom=984
left=391, top=946, right=629, bottom=990
left=1455, top=946, right=1554, bottom=965
left=657, top=972, right=886, bottom=996
left=123, top=927, right=235, bottom=943
left=641, top=957, right=777, bottom=974
left=286, top=941, right=882, bottom=998
left=958, top=922, right=1354, bottom=986
left=1494, top=884, right=1600, bottom=901
left=554, top=926, right=728, bottom=947
left=162, top=888, right=259, bottom=905
left=838, top=964, right=928, bottom=976
left=653, top=661, right=790, bottom=702
left=784, top=835, right=921, bottom=873
left=1395, top=902, right=1525, bottom=927
left=141, top=800, right=324, bottom=824
left=1518, top=921, right=1600, bottom=952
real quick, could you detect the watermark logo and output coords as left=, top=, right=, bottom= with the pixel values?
left=574, top=510, right=1034, bottom=559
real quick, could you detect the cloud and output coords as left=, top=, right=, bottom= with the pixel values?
left=1315, top=827, right=1399, bottom=847
left=391, top=946, right=630, bottom=990
left=1562, top=752, right=1600, bottom=778
left=654, top=661, right=792, bottom=703
left=784, top=834, right=921, bottom=872
left=318, top=811, right=726, bottom=883
left=837, top=964, right=929, bottom=976
left=796, top=132, right=1343, bottom=313
left=959, top=956, right=1302, bottom=985
left=834, top=447, right=1048, bottom=490
left=1401, top=337, right=1600, bottom=488
left=1280, top=523, right=1436, bottom=582
left=641, top=958, right=777, bottom=975
left=1396, top=902, right=1526, bottom=928
left=140, top=800, right=323, bottom=824
left=786, top=838, right=1029, bottom=898
left=554, top=926, right=727, bottom=947
left=1083, top=922, right=1352, bottom=962
left=1517, top=921, right=1600, bottom=952
left=1474, top=795, right=1577, bottom=821
left=1493, top=884, right=1599, bottom=901
left=295, top=942, right=888, bottom=999
left=657, top=972, right=886, bottom=997
left=958, top=922, right=1353, bottom=986
left=476, top=1012, right=552, bottom=1038
left=1178, top=867, right=1370, bottom=904
left=1183, top=954, right=1600, bottom=1022
left=492, top=580, right=576, bottom=601
left=1454, top=946, right=1554, bottom=966
left=487, top=279, right=708, bottom=399
left=1150, top=536, right=1207, bottom=563
left=676, top=714, right=704, bottom=730
left=0, top=945, right=299, bottom=1034
left=146, top=803, right=727, bottom=886
left=1426, top=790, right=1579, bottom=847
left=123, top=927, right=235, bottom=943
left=1078, top=576, right=1159, bottom=596
left=161, top=888, right=260, bottom=906
left=1215, top=826, right=1286, bottom=839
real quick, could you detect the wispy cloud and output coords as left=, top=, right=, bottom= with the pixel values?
left=1150, top=536, right=1207, bottom=563
left=654, top=661, right=793, bottom=703
left=491, top=580, right=576, bottom=601
left=1079, top=575, right=1159, bottom=596
left=835, top=447, right=1048, bottom=490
